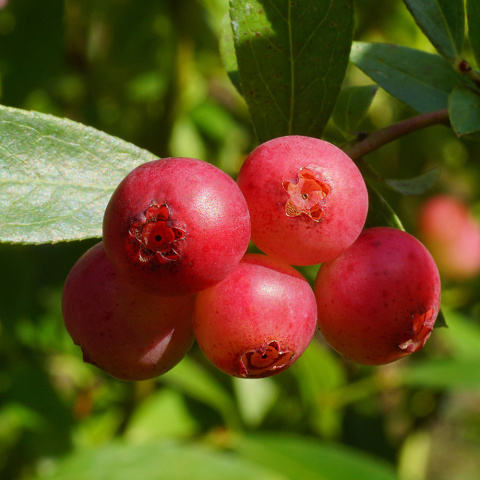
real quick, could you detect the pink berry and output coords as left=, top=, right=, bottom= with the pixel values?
left=103, top=157, right=251, bottom=296
left=193, top=254, right=317, bottom=378
left=62, top=242, right=195, bottom=381
left=236, top=135, right=368, bottom=266
left=418, top=195, right=480, bottom=280
left=314, top=227, right=441, bottom=365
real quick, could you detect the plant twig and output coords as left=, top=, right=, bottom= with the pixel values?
left=344, top=108, right=450, bottom=162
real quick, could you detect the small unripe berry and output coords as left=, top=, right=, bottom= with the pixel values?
left=62, top=242, right=195, bottom=381
left=236, top=135, right=368, bottom=266
left=314, top=227, right=441, bottom=365
left=103, top=157, right=251, bottom=296
left=193, top=254, right=317, bottom=378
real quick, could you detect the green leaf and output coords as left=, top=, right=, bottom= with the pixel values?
left=236, top=434, right=399, bottom=480
left=364, top=179, right=405, bottom=230
left=0, top=105, right=157, bottom=244
left=448, top=86, right=480, bottom=136
left=384, top=168, right=441, bottom=196
left=403, top=0, right=465, bottom=62
left=230, top=0, right=354, bottom=143
left=400, top=359, right=480, bottom=389
left=467, top=0, right=480, bottom=67
left=220, top=12, right=242, bottom=95
left=332, top=85, right=379, bottom=134
left=350, top=42, right=471, bottom=113
left=35, top=441, right=285, bottom=480
left=158, top=355, right=242, bottom=430
left=124, top=389, right=199, bottom=443
left=232, top=376, right=279, bottom=428
left=434, top=308, right=480, bottom=359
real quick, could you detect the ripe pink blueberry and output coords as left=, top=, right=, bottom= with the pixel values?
left=236, top=135, right=368, bottom=266
left=193, top=254, right=318, bottom=378
left=103, top=157, right=251, bottom=296
left=62, top=242, right=195, bottom=381
left=314, top=227, right=441, bottom=365
left=418, top=195, right=480, bottom=280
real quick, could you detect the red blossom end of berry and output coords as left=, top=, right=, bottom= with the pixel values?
left=239, top=341, right=294, bottom=378
left=129, top=203, right=185, bottom=264
left=398, top=307, right=436, bottom=353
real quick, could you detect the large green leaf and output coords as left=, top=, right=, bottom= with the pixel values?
left=403, top=0, right=465, bottom=62
left=350, top=42, right=471, bottom=113
left=230, top=0, right=354, bottom=143
left=448, top=86, right=480, bottom=136
left=467, top=0, right=480, bottom=67
left=34, top=441, right=285, bottom=480
left=0, top=105, right=157, bottom=244
left=236, top=434, right=399, bottom=480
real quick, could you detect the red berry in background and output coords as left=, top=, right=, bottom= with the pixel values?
left=314, top=227, right=441, bottom=366
left=62, top=242, right=195, bottom=381
left=236, top=135, right=368, bottom=266
left=418, top=195, right=480, bottom=280
left=193, top=254, right=317, bottom=378
left=103, top=157, right=251, bottom=296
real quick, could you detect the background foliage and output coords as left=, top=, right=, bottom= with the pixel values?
left=1, top=1, right=480, bottom=479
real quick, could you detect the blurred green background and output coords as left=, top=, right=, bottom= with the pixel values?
left=1, top=1, right=480, bottom=479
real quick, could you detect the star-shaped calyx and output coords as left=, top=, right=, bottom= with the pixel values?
left=282, top=168, right=331, bottom=222
left=129, top=203, right=185, bottom=264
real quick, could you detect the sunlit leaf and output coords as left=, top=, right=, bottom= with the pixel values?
left=0, top=105, right=157, bottom=244
left=236, top=434, right=399, bottom=480
left=350, top=42, right=472, bottom=113
left=34, top=441, right=285, bottom=480
left=332, top=85, right=378, bottom=135
left=403, top=0, right=465, bottom=61
left=158, top=355, right=241, bottom=430
left=230, top=0, right=354, bottom=142
left=400, top=359, right=480, bottom=389
left=448, top=86, right=480, bottom=136
left=467, top=0, right=480, bottom=67
left=220, top=12, right=242, bottom=95
left=384, top=168, right=441, bottom=196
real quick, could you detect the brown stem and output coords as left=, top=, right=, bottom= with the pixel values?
left=344, top=108, right=450, bottom=161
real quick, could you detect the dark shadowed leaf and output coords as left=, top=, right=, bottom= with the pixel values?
left=350, top=42, right=472, bottom=113
left=332, top=85, right=378, bottom=135
left=364, top=179, right=405, bottom=230
left=230, top=0, right=354, bottom=143
left=448, top=86, right=480, bottom=136
left=467, top=0, right=480, bottom=67
left=384, top=168, right=441, bottom=196
left=0, top=105, right=157, bottom=244
left=402, top=0, right=465, bottom=62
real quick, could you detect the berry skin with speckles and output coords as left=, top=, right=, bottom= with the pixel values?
left=314, top=227, right=441, bottom=365
left=103, top=157, right=251, bottom=296
left=193, top=253, right=318, bottom=378
left=236, top=135, right=368, bottom=266
left=61, top=242, right=195, bottom=381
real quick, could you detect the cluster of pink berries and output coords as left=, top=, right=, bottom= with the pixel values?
left=62, top=135, right=441, bottom=381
